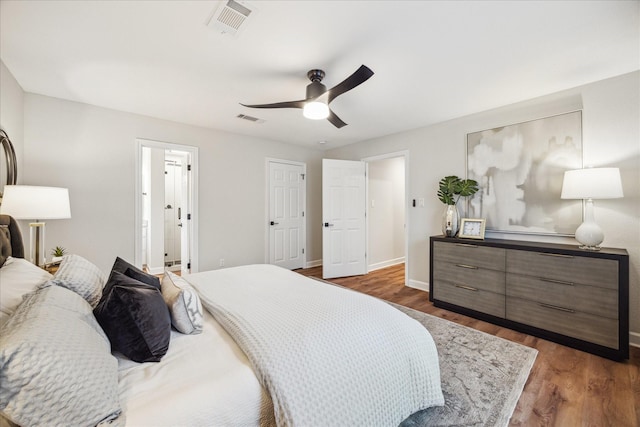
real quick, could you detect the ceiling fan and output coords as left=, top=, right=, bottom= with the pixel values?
left=240, top=65, right=374, bottom=128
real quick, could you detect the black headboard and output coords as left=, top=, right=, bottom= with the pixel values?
left=0, top=214, right=25, bottom=258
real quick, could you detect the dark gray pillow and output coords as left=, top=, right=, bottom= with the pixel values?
left=93, top=271, right=171, bottom=363
left=111, top=256, right=160, bottom=289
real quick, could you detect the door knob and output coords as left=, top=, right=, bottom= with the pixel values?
left=324, top=222, right=334, bottom=227
left=270, top=221, right=279, bottom=226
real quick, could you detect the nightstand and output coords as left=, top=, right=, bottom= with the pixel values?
left=43, top=263, right=60, bottom=274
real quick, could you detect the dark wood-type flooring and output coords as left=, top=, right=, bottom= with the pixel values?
left=296, top=263, right=640, bottom=427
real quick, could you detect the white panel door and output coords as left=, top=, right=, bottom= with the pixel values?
left=322, top=159, right=366, bottom=279
left=269, top=161, right=304, bottom=270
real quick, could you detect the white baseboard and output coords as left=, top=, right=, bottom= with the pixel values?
left=305, top=259, right=322, bottom=268
left=630, top=332, right=640, bottom=348
left=407, top=279, right=429, bottom=293
left=368, top=257, right=405, bottom=272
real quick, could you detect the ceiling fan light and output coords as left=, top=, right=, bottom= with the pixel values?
left=303, top=101, right=329, bottom=120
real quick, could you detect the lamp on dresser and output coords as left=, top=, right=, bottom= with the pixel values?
left=0, top=185, right=71, bottom=267
left=561, top=167, right=623, bottom=250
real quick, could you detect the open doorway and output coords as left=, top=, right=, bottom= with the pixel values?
left=364, top=151, right=408, bottom=286
left=135, top=139, right=198, bottom=275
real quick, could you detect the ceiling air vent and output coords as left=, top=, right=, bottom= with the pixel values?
left=207, top=0, right=254, bottom=36
left=237, top=114, right=264, bottom=124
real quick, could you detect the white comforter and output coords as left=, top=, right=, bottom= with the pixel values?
left=187, top=264, right=444, bottom=427
left=117, top=309, right=275, bottom=426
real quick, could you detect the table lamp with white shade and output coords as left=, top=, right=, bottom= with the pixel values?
left=0, top=185, right=71, bottom=266
left=560, top=167, right=623, bottom=250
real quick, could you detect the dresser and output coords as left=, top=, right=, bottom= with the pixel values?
left=429, top=236, right=629, bottom=360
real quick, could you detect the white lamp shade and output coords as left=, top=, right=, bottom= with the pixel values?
left=561, top=168, right=623, bottom=200
left=303, top=101, right=330, bottom=120
left=0, top=185, right=71, bottom=220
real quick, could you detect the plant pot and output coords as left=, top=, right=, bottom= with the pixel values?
left=51, top=256, right=63, bottom=264
left=442, top=204, right=459, bottom=237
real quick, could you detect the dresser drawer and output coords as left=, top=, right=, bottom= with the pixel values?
left=433, top=241, right=505, bottom=271
left=506, top=273, right=617, bottom=319
left=434, top=281, right=505, bottom=318
left=434, top=262, right=505, bottom=294
left=506, top=250, right=618, bottom=290
left=506, top=296, right=618, bottom=349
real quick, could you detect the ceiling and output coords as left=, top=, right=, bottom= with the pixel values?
left=1, top=1, right=638, bottom=150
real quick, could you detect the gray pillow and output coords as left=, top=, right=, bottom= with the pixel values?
left=50, top=254, right=106, bottom=307
left=0, top=285, right=122, bottom=426
left=161, top=271, right=203, bottom=335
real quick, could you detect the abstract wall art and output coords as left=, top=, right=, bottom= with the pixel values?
left=466, top=111, right=583, bottom=235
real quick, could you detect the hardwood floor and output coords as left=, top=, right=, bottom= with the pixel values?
left=296, top=263, right=640, bottom=426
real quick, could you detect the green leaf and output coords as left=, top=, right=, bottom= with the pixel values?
left=457, top=179, right=479, bottom=197
left=437, top=176, right=460, bottom=205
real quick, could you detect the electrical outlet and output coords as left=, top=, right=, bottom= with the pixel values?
left=219, top=258, right=225, bottom=267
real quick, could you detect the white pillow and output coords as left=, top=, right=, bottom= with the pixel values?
left=0, top=285, right=122, bottom=426
left=161, top=272, right=203, bottom=335
left=0, top=257, right=52, bottom=327
left=50, top=254, right=106, bottom=308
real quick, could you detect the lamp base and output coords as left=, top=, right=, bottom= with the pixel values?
left=574, top=199, right=603, bottom=251
left=578, top=244, right=601, bottom=251
left=29, top=222, right=46, bottom=267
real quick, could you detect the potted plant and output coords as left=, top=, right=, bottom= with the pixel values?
left=51, top=246, right=66, bottom=264
left=437, top=175, right=479, bottom=237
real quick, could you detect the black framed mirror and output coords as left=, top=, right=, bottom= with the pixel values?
left=0, top=128, right=18, bottom=200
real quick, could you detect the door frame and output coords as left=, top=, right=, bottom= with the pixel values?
left=264, top=158, right=306, bottom=268
left=362, top=150, right=409, bottom=287
left=135, top=138, right=199, bottom=273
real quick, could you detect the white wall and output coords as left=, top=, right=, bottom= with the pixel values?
left=22, top=93, right=324, bottom=273
left=327, top=71, right=640, bottom=340
left=0, top=61, right=24, bottom=188
left=368, top=156, right=405, bottom=269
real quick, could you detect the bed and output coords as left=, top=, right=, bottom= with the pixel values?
left=0, top=214, right=444, bottom=426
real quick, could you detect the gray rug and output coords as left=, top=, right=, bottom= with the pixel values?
left=393, top=302, right=537, bottom=427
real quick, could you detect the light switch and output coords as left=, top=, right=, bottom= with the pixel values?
left=419, top=198, right=425, bottom=207
left=371, top=199, right=375, bottom=208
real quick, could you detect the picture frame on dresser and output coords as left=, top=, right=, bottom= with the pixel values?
left=458, top=218, right=486, bottom=240
left=429, top=235, right=629, bottom=361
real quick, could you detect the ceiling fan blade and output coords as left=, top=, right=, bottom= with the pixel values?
left=326, top=65, right=374, bottom=104
left=240, top=99, right=306, bottom=109
left=327, top=110, right=347, bottom=128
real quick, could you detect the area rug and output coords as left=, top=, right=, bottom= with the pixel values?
left=395, top=301, right=537, bottom=427
left=311, top=278, right=537, bottom=427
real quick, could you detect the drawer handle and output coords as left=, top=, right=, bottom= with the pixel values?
left=538, top=302, right=575, bottom=313
left=455, top=243, right=478, bottom=248
left=455, top=284, right=478, bottom=292
left=456, top=264, right=478, bottom=270
left=539, top=253, right=574, bottom=259
left=540, top=278, right=575, bottom=286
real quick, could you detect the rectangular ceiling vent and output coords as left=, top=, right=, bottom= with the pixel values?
left=207, top=0, right=254, bottom=36
left=236, top=114, right=264, bottom=124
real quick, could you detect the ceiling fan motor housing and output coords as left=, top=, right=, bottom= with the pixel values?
left=306, top=69, right=327, bottom=99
